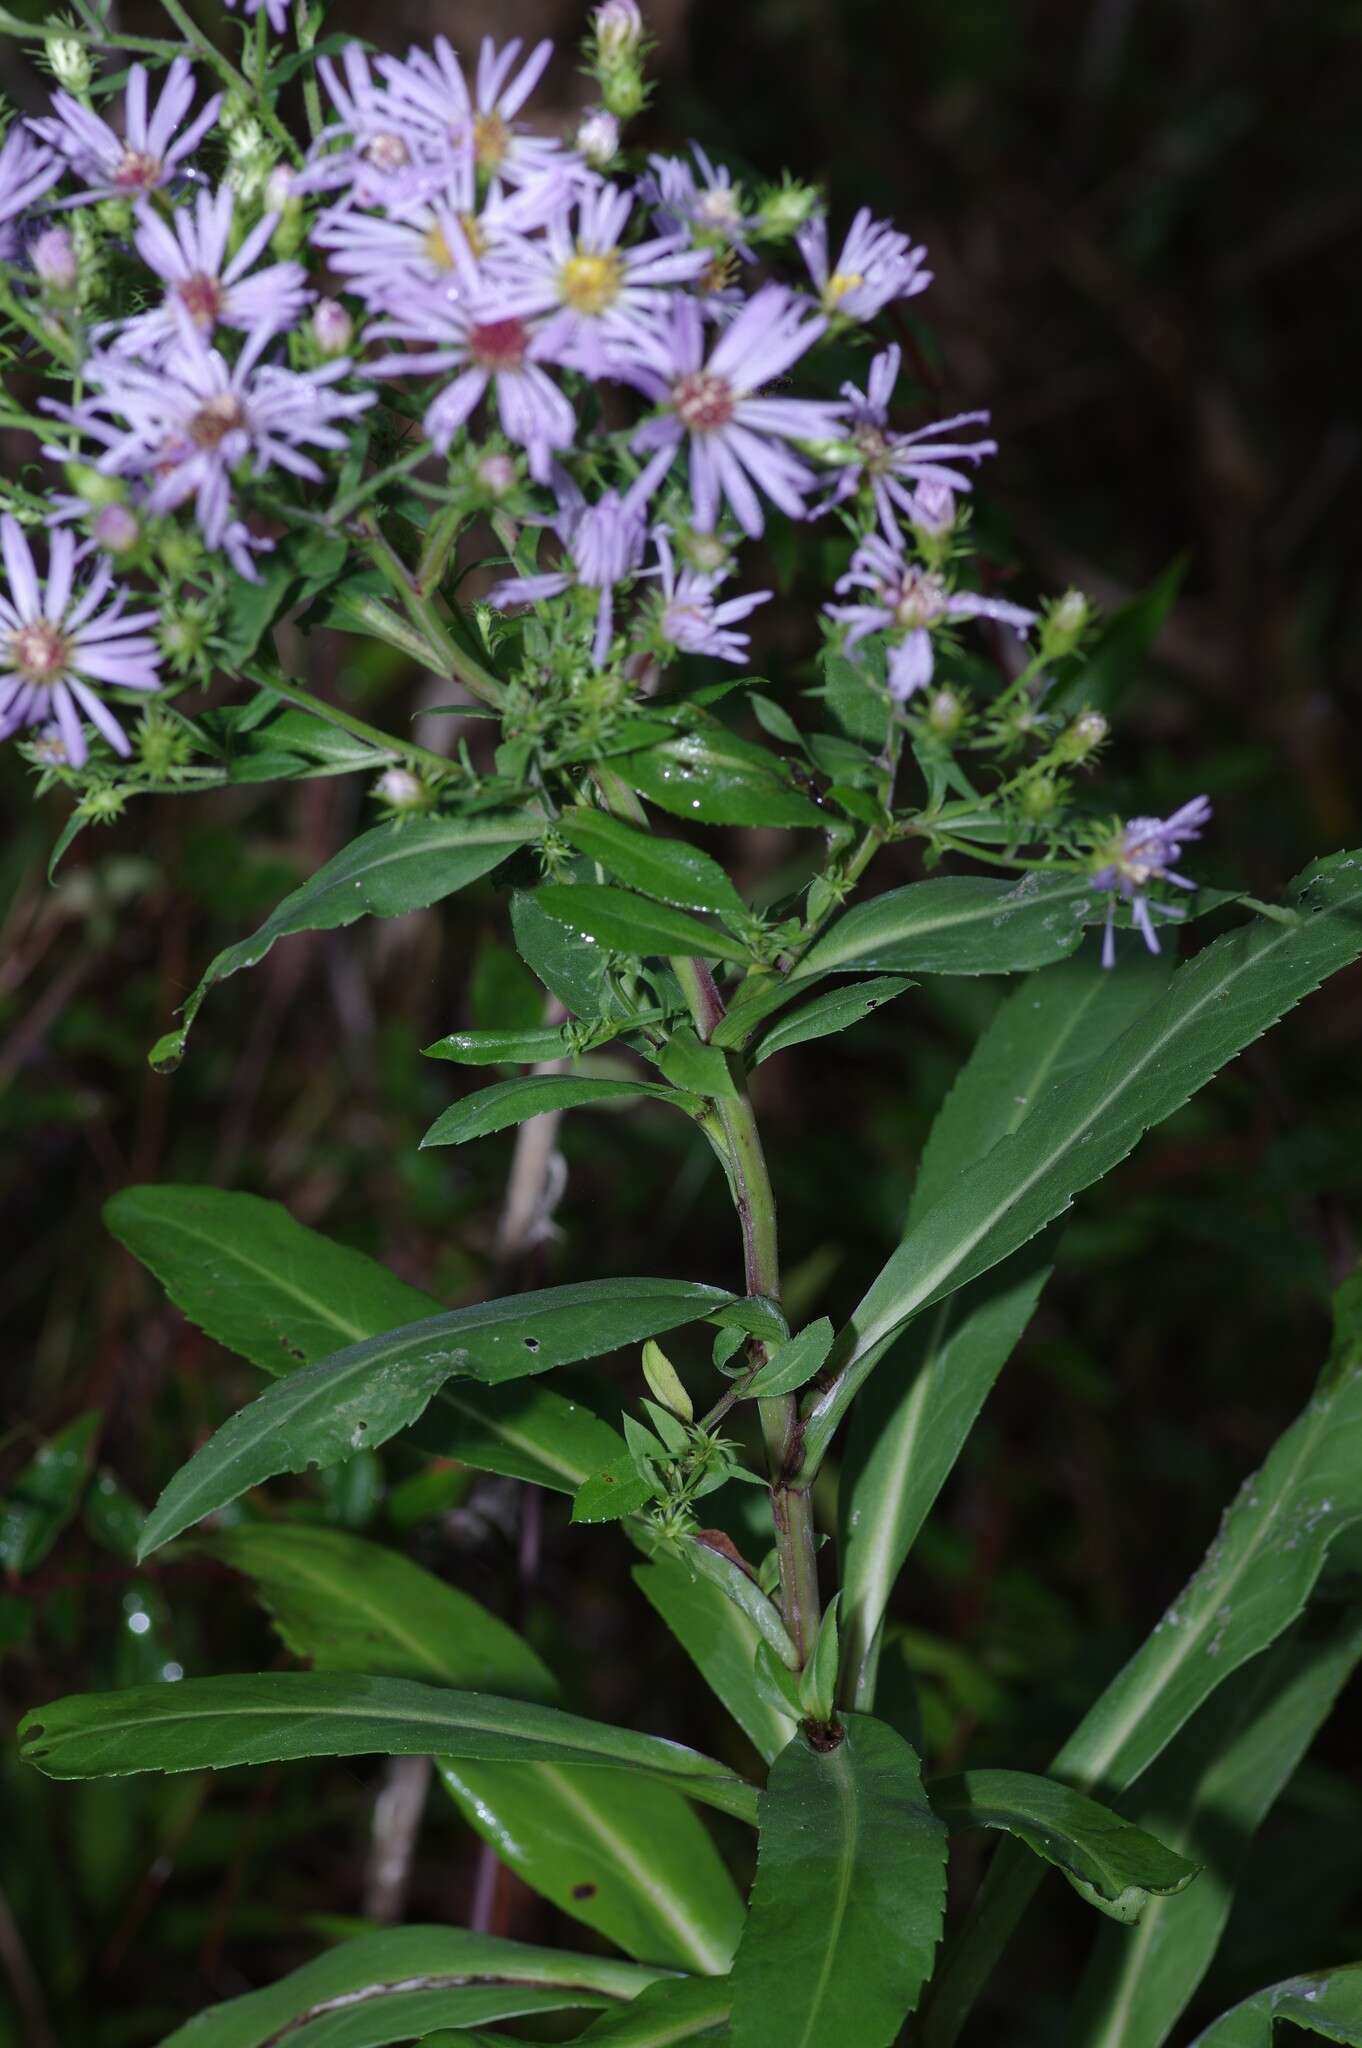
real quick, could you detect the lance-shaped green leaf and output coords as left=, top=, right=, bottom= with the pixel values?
left=634, top=1557, right=797, bottom=1764
left=750, top=977, right=914, bottom=1064
left=744, top=1319, right=834, bottom=1397
left=559, top=807, right=746, bottom=916
left=18, top=1671, right=760, bottom=1822
left=917, top=1268, right=1362, bottom=2048
left=794, top=872, right=1115, bottom=979
left=200, top=1524, right=558, bottom=1700
left=729, top=1713, right=946, bottom=2048
left=839, top=947, right=1171, bottom=1708
left=437, top=1759, right=744, bottom=1977
left=136, top=1278, right=735, bottom=1556
left=806, top=852, right=1362, bottom=1470
left=208, top=1527, right=742, bottom=1975
left=106, top=1187, right=634, bottom=1495
left=0, top=1410, right=100, bottom=1575
left=105, top=1185, right=435, bottom=1378
left=420, top=1073, right=702, bottom=1149
left=535, top=883, right=754, bottom=965
left=617, top=729, right=828, bottom=829
left=152, top=1924, right=659, bottom=2048
left=1071, top=1610, right=1362, bottom=2046
left=148, top=812, right=539, bottom=1069
left=927, top=1770, right=1198, bottom=1926
left=1188, top=1966, right=1362, bottom=2047
left=423, top=1011, right=669, bottom=1066
left=571, top=1975, right=734, bottom=2044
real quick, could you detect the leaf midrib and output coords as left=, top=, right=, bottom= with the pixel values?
left=800, top=875, right=1096, bottom=974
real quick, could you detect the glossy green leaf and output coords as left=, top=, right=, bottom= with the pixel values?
left=729, top=1713, right=947, bottom=2047
left=1055, top=1265, right=1362, bottom=1797
left=808, top=852, right=1362, bottom=1467
left=200, top=1523, right=557, bottom=1700
left=510, top=887, right=614, bottom=1015
left=437, top=1759, right=744, bottom=1976
left=19, top=1671, right=761, bottom=1822
left=413, top=1378, right=629, bottom=1495
left=137, top=1343, right=462, bottom=1560
left=918, top=1267, right=1362, bottom=2048
left=839, top=948, right=1171, bottom=1707
left=1072, top=1611, right=1362, bottom=2044
left=750, top=978, right=914, bottom=1065
left=794, top=873, right=1115, bottom=980
left=927, top=1769, right=1198, bottom=1925
left=571, top=1975, right=734, bottom=2043
left=148, top=813, right=539, bottom=1069
left=208, top=1529, right=741, bottom=1975
left=908, top=946, right=1174, bottom=1224
left=654, top=1025, right=740, bottom=1100
left=744, top=1319, right=834, bottom=1397
left=153, top=1925, right=657, bottom=2048
left=633, top=1556, right=797, bottom=1764
left=0, top=1410, right=99, bottom=1575
left=420, top=1073, right=702, bottom=1149
left=105, top=1186, right=434, bottom=1378
left=136, top=1277, right=734, bottom=1556
left=572, top=1450, right=657, bottom=1523
left=535, top=884, right=754, bottom=965
left=559, top=807, right=746, bottom=916
left=424, top=1014, right=667, bottom=1066
left=1188, top=1966, right=1362, bottom=2046
left=617, top=730, right=828, bottom=829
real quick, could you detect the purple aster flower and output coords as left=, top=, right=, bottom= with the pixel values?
left=106, top=186, right=308, bottom=356
left=497, top=182, right=709, bottom=377
left=0, top=124, right=61, bottom=262
left=373, top=36, right=567, bottom=190
left=29, top=59, right=222, bottom=203
left=486, top=448, right=673, bottom=665
left=642, top=145, right=758, bottom=258
left=822, top=344, right=997, bottom=537
left=627, top=284, right=846, bottom=537
left=311, top=149, right=563, bottom=310
left=369, top=249, right=575, bottom=479
left=826, top=527, right=1035, bottom=701
left=650, top=527, right=771, bottom=663
left=1092, top=798, right=1212, bottom=968
left=298, top=47, right=452, bottom=211
left=224, top=0, right=291, bottom=30
left=0, top=516, right=161, bottom=766
left=798, top=208, right=931, bottom=321
left=46, top=315, right=373, bottom=561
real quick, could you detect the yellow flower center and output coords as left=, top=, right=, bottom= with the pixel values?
left=473, top=111, right=510, bottom=171
left=423, top=222, right=454, bottom=271
left=824, top=269, right=865, bottom=307
left=559, top=249, right=622, bottom=314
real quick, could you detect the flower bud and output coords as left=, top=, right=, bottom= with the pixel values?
left=575, top=108, right=620, bottom=168
left=227, top=117, right=267, bottom=163
left=265, top=166, right=297, bottom=212
left=32, top=225, right=78, bottom=292
left=910, top=479, right=957, bottom=537
left=1017, top=772, right=1063, bottom=820
left=158, top=525, right=205, bottom=579
left=1040, top=587, right=1093, bottom=659
left=373, top=766, right=427, bottom=811
left=159, top=608, right=207, bottom=663
left=756, top=177, right=822, bottom=239
left=92, top=503, right=139, bottom=555
left=63, top=462, right=124, bottom=508
left=593, top=0, right=644, bottom=59
left=925, top=687, right=966, bottom=738
left=48, top=35, right=93, bottom=94
left=95, top=197, right=133, bottom=236
left=1056, top=708, right=1109, bottom=763
left=475, top=450, right=518, bottom=499
left=311, top=297, right=353, bottom=357
left=599, top=63, right=646, bottom=120
left=641, top=1338, right=693, bottom=1423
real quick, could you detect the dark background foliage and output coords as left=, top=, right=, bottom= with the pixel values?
left=2, top=1, right=1360, bottom=2042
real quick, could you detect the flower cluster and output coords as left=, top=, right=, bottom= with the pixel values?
left=0, top=2, right=1211, bottom=949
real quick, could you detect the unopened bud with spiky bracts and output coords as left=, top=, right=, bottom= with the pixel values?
left=1039, top=587, right=1094, bottom=661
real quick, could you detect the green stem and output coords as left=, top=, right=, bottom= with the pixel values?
left=295, top=0, right=323, bottom=143
left=590, top=764, right=823, bottom=1663
left=326, top=443, right=435, bottom=526
left=247, top=670, right=454, bottom=779
left=156, top=0, right=301, bottom=164
left=357, top=520, right=506, bottom=710
left=415, top=502, right=466, bottom=598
